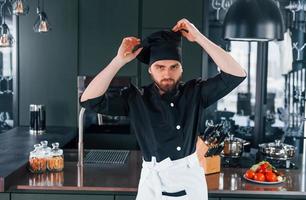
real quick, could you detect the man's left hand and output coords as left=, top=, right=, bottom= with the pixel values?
left=172, top=18, right=202, bottom=42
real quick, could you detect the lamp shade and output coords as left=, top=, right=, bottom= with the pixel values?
left=33, top=11, right=51, bottom=33
left=0, top=23, right=14, bottom=47
left=12, top=0, right=29, bottom=16
left=223, top=0, right=284, bottom=41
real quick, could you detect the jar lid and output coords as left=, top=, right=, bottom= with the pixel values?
left=30, top=144, right=43, bottom=158
left=51, top=142, right=63, bottom=156
left=30, top=104, right=45, bottom=111
left=40, top=140, right=51, bottom=157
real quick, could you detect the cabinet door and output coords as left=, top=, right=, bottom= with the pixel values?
left=115, top=195, right=136, bottom=200
left=220, top=198, right=274, bottom=200
left=115, top=195, right=218, bottom=200
left=115, top=195, right=219, bottom=200
left=140, top=29, right=202, bottom=86
left=11, top=193, right=114, bottom=200
left=79, top=0, right=139, bottom=77
left=142, top=0, right=203, bottom=29
left=0, top=193, right=9, bottom=200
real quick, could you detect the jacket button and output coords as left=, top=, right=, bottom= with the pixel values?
left=176, top=125, right=181, bottom=130
left=176, top=146, right=181, bottom=151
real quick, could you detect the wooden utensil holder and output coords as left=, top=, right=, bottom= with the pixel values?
left=196, top=136, right=221, bottom=175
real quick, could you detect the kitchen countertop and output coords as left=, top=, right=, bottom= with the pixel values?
left=8, top=149, right=306, bottom=199
left=1, top=127, right=306, bottom=199
left=0, top=126, right=77, bottom=192
left=13, top=150, right=142, bottom=193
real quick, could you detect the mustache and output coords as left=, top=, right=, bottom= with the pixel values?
left=161, top=78, right=175, bottom=82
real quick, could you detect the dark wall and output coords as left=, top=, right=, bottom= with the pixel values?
left=78, top=0, right=139, bottom=78
left=18, top=0, right=207, bottom=127
left=19, top=0, right=78, bottom=126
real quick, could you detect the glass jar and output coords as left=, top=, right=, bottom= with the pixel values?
left=29, top=173, right=48, bottom=186
left=47, top=142, right=64, bottom=172
left=40, top=140, right=51, bottom=154
left=47, top=171, right=64, bottom=186
left=40, top=140, right=52, bottom=160
left=28, top=144, right=47, bottom=173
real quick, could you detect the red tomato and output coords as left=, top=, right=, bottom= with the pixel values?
left=245, top=170, right=255, bottom=179
left=263, top=168, right=272, bottom=174
left=260, top=163, right=269, bottom=170
left=256, top=168, right=264, bottom=173
left=254, top=172, right=266, bottom=182
left=265, top=172, right=278, bottom=182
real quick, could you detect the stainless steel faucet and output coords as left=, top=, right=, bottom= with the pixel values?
left=77, top=107, right=86, bottom=187
left=78, top=107, right=86, bottom=167
left=97, top=113, right=103, bottom=125
left=77, top=108, right=103, bottom=186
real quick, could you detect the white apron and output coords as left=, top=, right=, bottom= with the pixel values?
left=136, top=152, right=208, bottom=200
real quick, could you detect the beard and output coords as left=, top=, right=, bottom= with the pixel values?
left=151, top=74, right=182, bottom=93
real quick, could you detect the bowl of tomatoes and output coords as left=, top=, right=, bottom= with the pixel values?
left=243, top=161, right=286, bottom=184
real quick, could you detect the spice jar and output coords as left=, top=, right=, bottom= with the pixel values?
left=47, top=171, right=64, bottom=186
left=28, top=144, right=47, bottom=173
left=29, top=173, right=48, bottom=186
left=47, top=142, right=64, bottom=172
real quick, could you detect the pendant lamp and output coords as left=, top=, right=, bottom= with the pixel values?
left=222, top=0, right=285, bottom=146
left=0, top=0, right=14, bottom=47
left=11, top=0, right=29, bottom=16
left=223, top=0, right=284, bottom=41
left=33, top=0, right=51, bottom=33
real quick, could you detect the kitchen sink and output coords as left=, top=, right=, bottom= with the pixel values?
left=63, top=149, right=130, bottom=165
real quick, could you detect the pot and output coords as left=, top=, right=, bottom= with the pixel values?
left=258, top=140, right=296, bottom=160
left=222, top=134, right=250, bottom=158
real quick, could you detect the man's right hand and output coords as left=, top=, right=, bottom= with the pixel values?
left=115, top=37, right=143, bottom=66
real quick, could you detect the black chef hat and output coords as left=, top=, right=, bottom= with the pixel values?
left=136, top=30, right=182, bottom=66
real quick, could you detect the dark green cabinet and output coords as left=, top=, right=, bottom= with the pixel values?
left=19, top=0, right=78, bottom=127
left=114, top=195, right=220, bottom=200
left=78, top=0, right=139, bottom=77
left=142, top=0, right=203, bottom=29
left=0, top=193, right=9, bottom=200
left=221, top=199, right=260, bottom=200
left=220, top=198, right=303, bottom=200
left=6, top=192, right=306, bottom=200
left=115, top=195, right=136, bottom=200
left=11, top=193, right=113, bottom=200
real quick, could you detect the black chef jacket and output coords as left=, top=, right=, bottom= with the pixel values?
left=80, top=70, right=246, bottom=162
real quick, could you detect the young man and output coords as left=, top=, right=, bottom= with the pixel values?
left=80, top=19, right=246, bottom=200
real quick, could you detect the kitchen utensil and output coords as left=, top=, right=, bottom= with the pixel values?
left=29, top=104, right=46, bottom=134
left=222, top=134, right=250, bottom=158
left=258, top=140, right=296, bottom=160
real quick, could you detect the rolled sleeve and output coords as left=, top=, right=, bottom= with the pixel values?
left=79, top=86, right=130, bottom=115
left=79, top=95, right=108, bottom=114
left=200, top=70, right=246, bottom=108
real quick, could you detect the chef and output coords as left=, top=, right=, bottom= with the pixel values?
left=80, top=18, right=246, bottom=200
